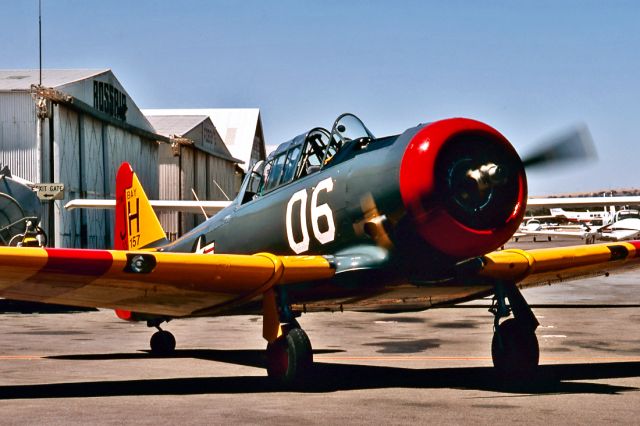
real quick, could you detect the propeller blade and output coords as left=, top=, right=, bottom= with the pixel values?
left=522, top=124, right=596, bottom=169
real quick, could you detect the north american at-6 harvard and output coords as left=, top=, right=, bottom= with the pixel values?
left=1, top=113, right=638, bottom=385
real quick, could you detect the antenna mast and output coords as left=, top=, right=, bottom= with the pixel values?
left=38, top=0, right=42, bottom=85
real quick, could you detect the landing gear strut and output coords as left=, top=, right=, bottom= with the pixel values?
left=263, top=288, right=313, bottom=385
left=148, top=319, right=176, bottom=355
left=490, top=282, right=539, bottom=377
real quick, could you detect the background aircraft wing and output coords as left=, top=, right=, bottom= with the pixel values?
left=599, top=229, right=640, bottom=242
left=519, top=229, right=593, bottom=239
left=0, top=247, right=334, bottom=317
left=64, top=199, right=232, bottom=215
left=528, top=196, right=640, bottom=208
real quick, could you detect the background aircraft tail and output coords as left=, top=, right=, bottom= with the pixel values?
left=114, top=162, right=168, bottom=250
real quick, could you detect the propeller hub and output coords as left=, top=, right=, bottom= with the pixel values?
left=399, top=118, right=528, bottom=259
left=466, top=163, right=504, bottom=191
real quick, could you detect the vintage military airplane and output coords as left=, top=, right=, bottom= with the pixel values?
left=1, top=113, right=639, bottom=385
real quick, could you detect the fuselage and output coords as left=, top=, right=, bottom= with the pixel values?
left=156, top=115, right=527, bottom=311
left=166, top=131, right=411, bottom=257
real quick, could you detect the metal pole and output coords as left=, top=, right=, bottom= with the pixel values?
left=39, top=0, right=42, bottom=85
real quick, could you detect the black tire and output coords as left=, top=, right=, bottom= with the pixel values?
left=266, top=327, right=313, bottom=385
left=150, top=330, right=176, bottom=355
left=491, top=319, right=539, bottom=378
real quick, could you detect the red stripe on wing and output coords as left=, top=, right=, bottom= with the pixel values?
left=628, top=240, right=640, bottom=257
left=0, top=249, right=116, bottom=303
left=43, top=248, right=113, bottom=276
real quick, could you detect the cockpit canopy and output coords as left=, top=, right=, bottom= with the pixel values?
left=614, top=209, right=640, bottom=222
left=240, top=113, right=374, bottom=203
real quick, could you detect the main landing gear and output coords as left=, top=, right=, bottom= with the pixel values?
left=266, top=320, right=313, bottom=384
left=147, top=319, right=176, bottom=355
left=489, top=282, right=540, bottom=378
left=263, top=288, right=313, bottom=385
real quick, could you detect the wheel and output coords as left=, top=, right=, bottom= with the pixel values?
left=150, top=330, right=176, bottom=355
left=266, top=327, right=313, bottom=385
left=491, top=319, right=539, bottom=378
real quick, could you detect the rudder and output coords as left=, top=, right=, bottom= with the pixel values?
left=114, top=162, right=167, bottom=250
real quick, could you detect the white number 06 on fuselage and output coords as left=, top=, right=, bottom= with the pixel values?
left=286, top=177, right=335, bottom=254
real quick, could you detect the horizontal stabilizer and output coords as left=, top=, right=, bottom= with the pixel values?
left=65, top=199, right=231, bottom=215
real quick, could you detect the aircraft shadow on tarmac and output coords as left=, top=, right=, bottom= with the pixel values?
left=0, top=349, right=636, bottom=399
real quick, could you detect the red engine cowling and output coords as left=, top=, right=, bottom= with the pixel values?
left=399, top=118, right=527, bottom=259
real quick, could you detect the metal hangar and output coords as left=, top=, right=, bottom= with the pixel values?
left=145, top=114, right=242, bottom=239
left=0, top=69, right=163, bottom=249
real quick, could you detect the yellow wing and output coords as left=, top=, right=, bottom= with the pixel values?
left=0, top=247, right=334, bottom=318
left=2, top=241, right=639, bottom=319
left=475, top=240, right=640, bottom=288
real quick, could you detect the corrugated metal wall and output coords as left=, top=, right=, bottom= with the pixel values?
left=158, top=143, right=179, bottom=240
left=180, top=147, right=195, bottom=232
left=106, top=126, right=158, bottom=198
left=81, top=115, right=109, bottom=249
left=0, top=92, right=61, bottom=244
left=158, top=140, right=238, bottom=239
left=0, top=93, right=39, bottom=182
left=54, top=106, right=82, bottom=248
left=52, top=104, right=159, bottom=249
left=195, top=150, right=207, bottom=212
left=208, top=156, right=236, bottom=200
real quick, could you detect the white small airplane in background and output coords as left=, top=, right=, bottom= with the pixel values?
left=514, top=218, right=599, bottom=243
left=527, top=196, right=640, bottom=209
left=598, top=209, right=640, bottom=241
left=548, top=207, right=614, bottom=225
left=519, top=196, right=640, bottom=244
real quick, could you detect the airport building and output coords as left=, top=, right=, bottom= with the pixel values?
left=0, top=69, right=164, bottom=249
left=143, top=109, right=267, bottom=239
left=142, top=108, right=266, bottom=172
left=145, top=114, right=243, bottom=238
left=0, top=69, right=264, bottom=248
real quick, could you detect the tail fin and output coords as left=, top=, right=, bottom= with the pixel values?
left=114, top=162, right=167, bottom=250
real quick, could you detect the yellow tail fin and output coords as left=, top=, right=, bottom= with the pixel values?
left=114, top=162, right=167, bottom=250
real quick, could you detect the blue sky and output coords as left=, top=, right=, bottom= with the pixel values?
left=2, top=0, right=639, bottom=195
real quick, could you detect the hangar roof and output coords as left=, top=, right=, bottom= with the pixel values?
left=146, top=115, right=209, bottom=137
left=142, top=108, right=265, bottom=171
left=0, top=69, right=156, bottom=134
left=146, top=114, right=240, bottom=163
left=0, top=69, right=108, bottom=91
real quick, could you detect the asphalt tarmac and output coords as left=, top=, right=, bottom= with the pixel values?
left=0, top=237, right=639, bottom=424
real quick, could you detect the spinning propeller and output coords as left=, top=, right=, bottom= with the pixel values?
left=461, top=124, right=596, bottom=205
left=521, top=124, right=595, bottom=170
